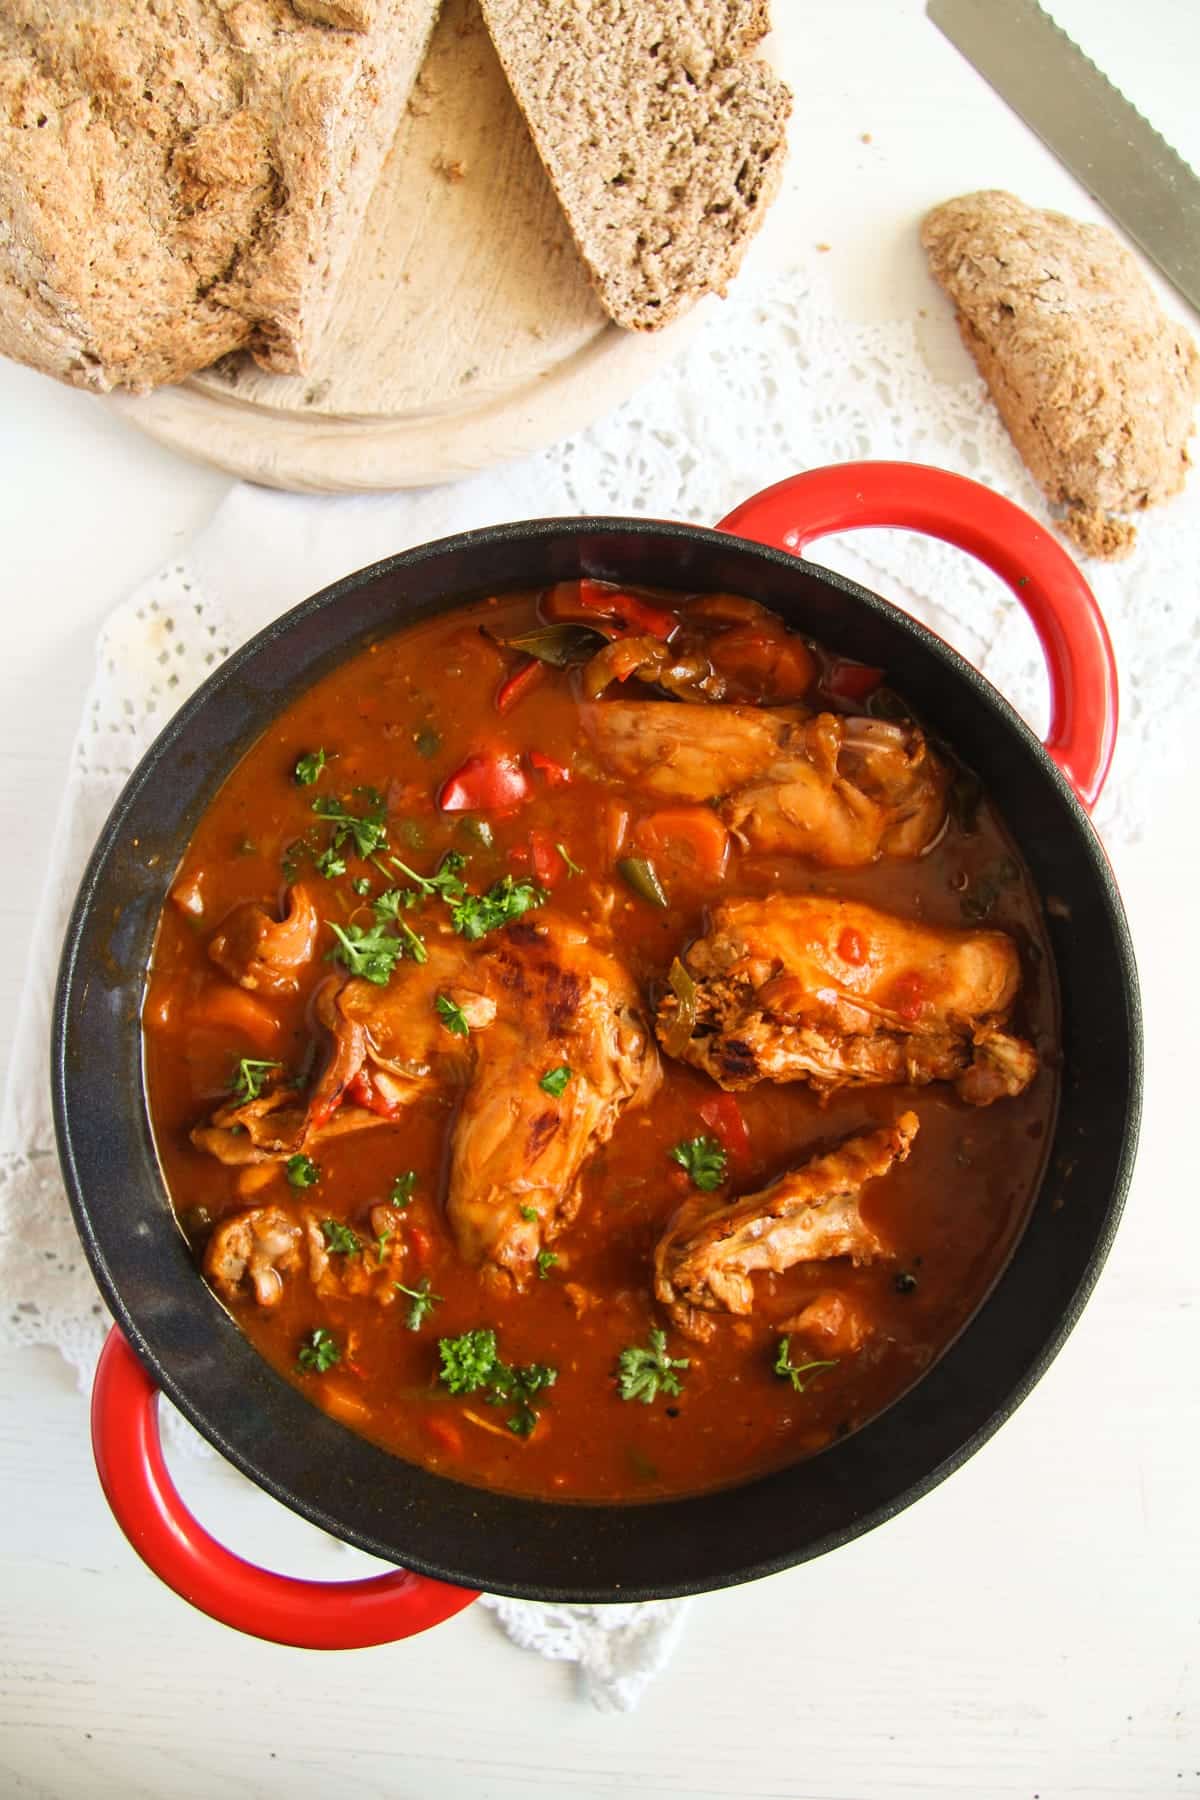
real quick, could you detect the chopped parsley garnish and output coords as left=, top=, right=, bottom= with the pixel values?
left=391, top=1170, right=417, bottom=1208
left=395, top=917, right=428, bottom=964
left=351, top=876, right=372, bottom=896
left=394, top=1275, right=442, bottom=1332
left=436, top=1328, right=558, bottom=1437
left=450, top=874, right=546, bottom=942
left=670, top=1134, right=727, bottom=1192
left=436, top=993, right=471, bottom=1037
left=371, top=885, right=418, bottom=919
left=616, top=1329, right=689, bottom=1405
left=388, top=851, right=467, bottom=905
left=286, top=1153, right=320, bottom=1189
left=519, top=1204, right=538, bottom=1223
left=326, top=919, right=404, bottom=985
left=311, top=793, right=389, bottom=860
left=556, top=842, right=582, bottom=876
left=294, top=748, right=327, bottom=786
left=536, top=1250, right=558, bottom=1280
left=296, top=1327, right=339, bottom=1373
left=320, top=1218, right=360, bottom=1257
left=415, top=726, right=442, bottom=759
left=230, top=1057, right=281, bottom=1104
left=438, top=1327, right=501, bottom=1394
left=539, top=1064, right=572, bottom=1098
left=773, top=1338, right=838, bottom=1393
left=314, top=845, right=347, bottom=880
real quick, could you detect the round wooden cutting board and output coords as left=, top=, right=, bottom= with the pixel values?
left=105, top=0, right=704, bottom=494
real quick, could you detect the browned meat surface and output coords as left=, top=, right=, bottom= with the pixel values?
left=656, top=1113, right=918, bottom=1339
left=585, top=701, right=947, bottom=865
left=190, top=1085, right=392, bottom=1166
left=659, top=895, right=1036, bottom=1105
left=208, top=884, right=319, bottom=994
left=203, top=1205, right=303, bottom=1308
left=307, top=943, right=491, bottom=1128
left=448, top=916, right=660, bottom=1290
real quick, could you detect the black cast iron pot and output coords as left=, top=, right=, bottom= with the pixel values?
left=54, top=463, right=1141, bottom=1649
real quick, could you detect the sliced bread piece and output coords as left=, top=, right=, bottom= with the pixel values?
left=921, top=189, right=1200, bottom=559
left=0, top=0, right=443, bottom=392
left=478, top=0, right=791, bottom=331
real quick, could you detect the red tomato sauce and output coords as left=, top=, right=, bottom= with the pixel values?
left=143, top=584, right=1058, bottom=1502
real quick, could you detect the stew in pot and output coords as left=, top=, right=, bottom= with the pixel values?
left=143, top=580, right=1058, bottom=1502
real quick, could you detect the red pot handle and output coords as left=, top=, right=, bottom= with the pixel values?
left=91, top=1327, right=478, bottom=1649
left=718, top=461, right=1116, bottom=809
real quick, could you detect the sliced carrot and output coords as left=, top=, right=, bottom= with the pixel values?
left=634, top=807, right=730, bottom=884
left=425, top=1414, right=464, bottom=1457
left=235, top=1162, right=280, bottom=1198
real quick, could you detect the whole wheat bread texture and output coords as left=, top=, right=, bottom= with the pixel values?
left=478, top=0, right=791, bottom=331
left=921, top=190, right=1200, bottom=559
left=0, top=0, right=442, bottom=392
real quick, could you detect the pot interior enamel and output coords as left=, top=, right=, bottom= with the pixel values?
left=53, top=519, right=1141, bottom=1601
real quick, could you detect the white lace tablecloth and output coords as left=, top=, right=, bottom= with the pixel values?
left=2, top=269, right=1197, bottom=1709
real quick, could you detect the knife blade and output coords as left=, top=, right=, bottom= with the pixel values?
left=927, top=0, right=1200, bottom=316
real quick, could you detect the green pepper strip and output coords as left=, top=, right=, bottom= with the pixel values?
left=617, top=856, right=669, bottom=908
left=663, top=957, right=697, bottom=1058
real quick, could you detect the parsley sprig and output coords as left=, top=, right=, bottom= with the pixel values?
left=437, top=1328, right=558, bottom=1437
left=436, top=993, right=471, bottom=1037
left=286, top=1153, right=320, bottom=1189
left=670, top=1135, right=727, bottom=1192
left=394, top=1275, right=442, bottom=1332
left=616, top=1329, right=689, bottom=1405
left=390, top=1171, right=417, bottom=1208
left=450, top=874, right=547, bottom=942
left=320, top=1218, right=360, bottom=1257
left=296, top=1327, right=339, bottom=1373
left=773, top=1338, right=838, bottom=1393
left=294, top=748, right=327, bottom=786
left=230, top=1057, right=282, bottom=1104
left=311, top=791, right=389, bottom=860
left=327, top=919, right=405, bottom=985
left=539, top=1065, right=572, bottom=1098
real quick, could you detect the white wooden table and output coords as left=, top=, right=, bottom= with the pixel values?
left=2, top=4, right=1197, bottom=1795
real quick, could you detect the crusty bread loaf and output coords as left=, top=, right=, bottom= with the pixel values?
left=921, top=190, right=1200, bottom=559
left=0, top=0, right=442, bottom=392
left=478, top=0, right=791, bottom=331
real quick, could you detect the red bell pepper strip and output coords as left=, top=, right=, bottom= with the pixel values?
left=543, top=578, right=679, bottom=642
left=528, top=749, right=571, bottom=786
left=528, top=829, right=561, bottom=888
left=494, top=657, right=545, bottom=714
left=823, top=658, right=884, bottom=702
left=437, top=751, right=531, bottom=813
left=345, top=1068, right=399, bottom=1119
left=698, top=1093, right=751, bottom=1159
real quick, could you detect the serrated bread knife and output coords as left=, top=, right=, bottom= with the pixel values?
left=927, top=0, right=1200, bottom=316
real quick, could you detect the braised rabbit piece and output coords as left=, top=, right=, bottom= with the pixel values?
left=659, top=895, right=1037, bottom=1104
left=585, top=701, right=948, bottom=866
left=447, top=917, right=660, bottom=1290
left=656, top=1113, right=919, bottom=1340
